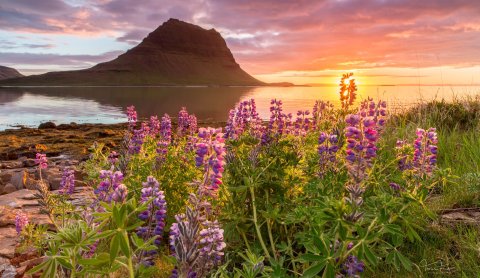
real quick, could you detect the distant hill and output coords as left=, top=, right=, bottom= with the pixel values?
left=0, top=66, right=23, bottom=80
left=1, top=19, right=264, bottom=86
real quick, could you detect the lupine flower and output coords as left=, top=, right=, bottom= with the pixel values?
left=108, top=151, right=119, bottom=165
left=128, top=125, right=146, bottom=154
left=293, top=110, right=311, bottom=136
left=188, top=114, right=198, bottom=135
left=395, top=140, right=413, bottom=171
left=137, top=176, right=167, bottom=246
left=160, top=114, right=172, bottom=142
left=156, top=140, right=169, bottom=165
left=126, top=105, right=137, bottom=131
left=94, top=170, right=125, bottom=203
left=15, top=212, right=29, bottom=235
left=344, top=113, right=379, bottom=183
left=149, top=115, right=161, bottom=136
left=195, top=128, right=226, bottom=196
left=339, top=73, right=357, bottom=110
left=225, top=99, right=262, bottom=139
left=262, top=99, right=286, bottom=144
left=341, top=255, right=365, bottom=277
left=318, top=132, right=339, bottom=176
left=111, top=183, right=128, bottom=203
left=177, top=107, right=197, bottom=137
left=170, top=194, right=225, bottom=277
left=312, top=100, right=334, bottom=130
left=413, top=128, right=438, bottom=176
left=344, top=107, right=383, bottom=222
left=358, top=98, right=387, bottom=132
left=59, top=168, right=75, bottom=194
left=199, top=220, right=226, bottom=265
left=389, top=182, right=401, bottom=191
left=35, top=153, right=48, bottom=169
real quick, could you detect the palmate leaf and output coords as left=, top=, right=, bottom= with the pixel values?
left=26, top=257, right=60, bottom=278
left=302, top=259, right=327, bottom=278
left=358, top=242, right=378, bottom=266
left=78, top=252, right=110, bottom=266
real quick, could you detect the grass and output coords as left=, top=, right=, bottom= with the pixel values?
left=375, top=98, right=480, bottom=277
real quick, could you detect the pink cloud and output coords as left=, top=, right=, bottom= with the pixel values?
left=1, top=0, right=480, bottom=75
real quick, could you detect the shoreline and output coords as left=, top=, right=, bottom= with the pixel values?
left=0, top=122, right=127, bottom=161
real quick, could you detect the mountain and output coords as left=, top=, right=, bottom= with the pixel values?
left=0, top=66, right=23, bottom=80
left=1, top=19, right=264, bottom=86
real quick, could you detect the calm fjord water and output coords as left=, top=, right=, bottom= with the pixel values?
left=0, top=85, right=479, bottom=130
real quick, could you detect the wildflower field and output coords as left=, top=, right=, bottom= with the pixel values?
left=17, top=74, right=480, bottom=277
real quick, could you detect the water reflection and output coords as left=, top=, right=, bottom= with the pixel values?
left=0, top=85, right=479, bottom=130
left=0, top=86, right=253, bottom=129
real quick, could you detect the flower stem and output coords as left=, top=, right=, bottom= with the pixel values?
left=249, top=182, right=271, bottom=259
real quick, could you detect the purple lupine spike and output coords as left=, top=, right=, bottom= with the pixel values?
left=126, top=106, right=137, bottom=131
left=294, top=110, right=311, bottom=136
left=341, top=255, right=365, bottom=276
left=312, top=100, right=334, bottom=130
left=188, top=114, right=198, bottom=135
left=156, top=140, right=169, bottom=165
left=344, top=101, right=386, bottom=222
left=199, top=220, right=226, bottom=265
left=262, top=99, right=286, bottom=144
left=111, top=184, right=128, bottom=203
left=137, top=176, right=167, bottom=247
left=170, top=194, right=226, bottom=277
left=128, top=124, right=146, bottom=154
left=149, top=115, right=160, bottom=136
left=177, top=107, right=191, bottom=137
left=35, top=153, right=48, bottom=169
left=59, top=168, right=75, bottom=194
left=108, top=151, right=119, bottom=165
left=224, top=99, right=262, bottom=139
left=160, top=114, right=172, bottom=142
left=94, top=170, right=124, bottom=203
left=15, top=212, right=29, bottom=235
left=412, top=127, right=438, bottom=176
left=318, top=132, right=339, bottom=176
left=195, top=128, right=226, bottom=196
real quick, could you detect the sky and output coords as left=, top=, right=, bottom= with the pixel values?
left=1, top=0, right=480, bottom=85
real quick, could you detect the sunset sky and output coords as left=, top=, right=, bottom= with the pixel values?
left=1, top=0, right=480, bottom=85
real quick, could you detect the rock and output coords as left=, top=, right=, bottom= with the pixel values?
left=9, top=171, right=26, bottom=191
left=0, top=161, right=22, bottom=170
left=48, top=177, right=62, bottom=190
left=0, top=227, right=16, bottom=259
left=0, top=172, right=12, bottom=184
left=22, top=159, right=36, bottom=168
left=0, top=262, right=16, bottom=278
left=2, top=184, right=15, bottom=195
left=9, top=171, right=36, bottom=191
left=38, top=122, right=56, bottom=129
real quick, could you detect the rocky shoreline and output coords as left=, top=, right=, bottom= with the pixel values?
left=0, top=122, right=126, bottom=277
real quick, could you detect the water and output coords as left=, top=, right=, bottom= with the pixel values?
left=0, top=85, right=479, bottom=130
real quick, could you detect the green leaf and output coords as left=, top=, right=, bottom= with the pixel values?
left=322, top=262, right=335, bottom=278
left=110, top=233, right=120, bottom=264
left=112, top=205, right=121, bottom=227
left=396, top=251, right=412, bottom=271
left=301, top=254, right=325, bottom=262
left=26, top=259, right=50, bottom=275
left=119, top=231, right=131, bottom=258
left=302, top=260, right=327, bottom=278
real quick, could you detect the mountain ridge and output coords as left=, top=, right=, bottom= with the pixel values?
left=0, top=66, right=23, bottom=81
left=1, top=19, right=264, bottom=86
